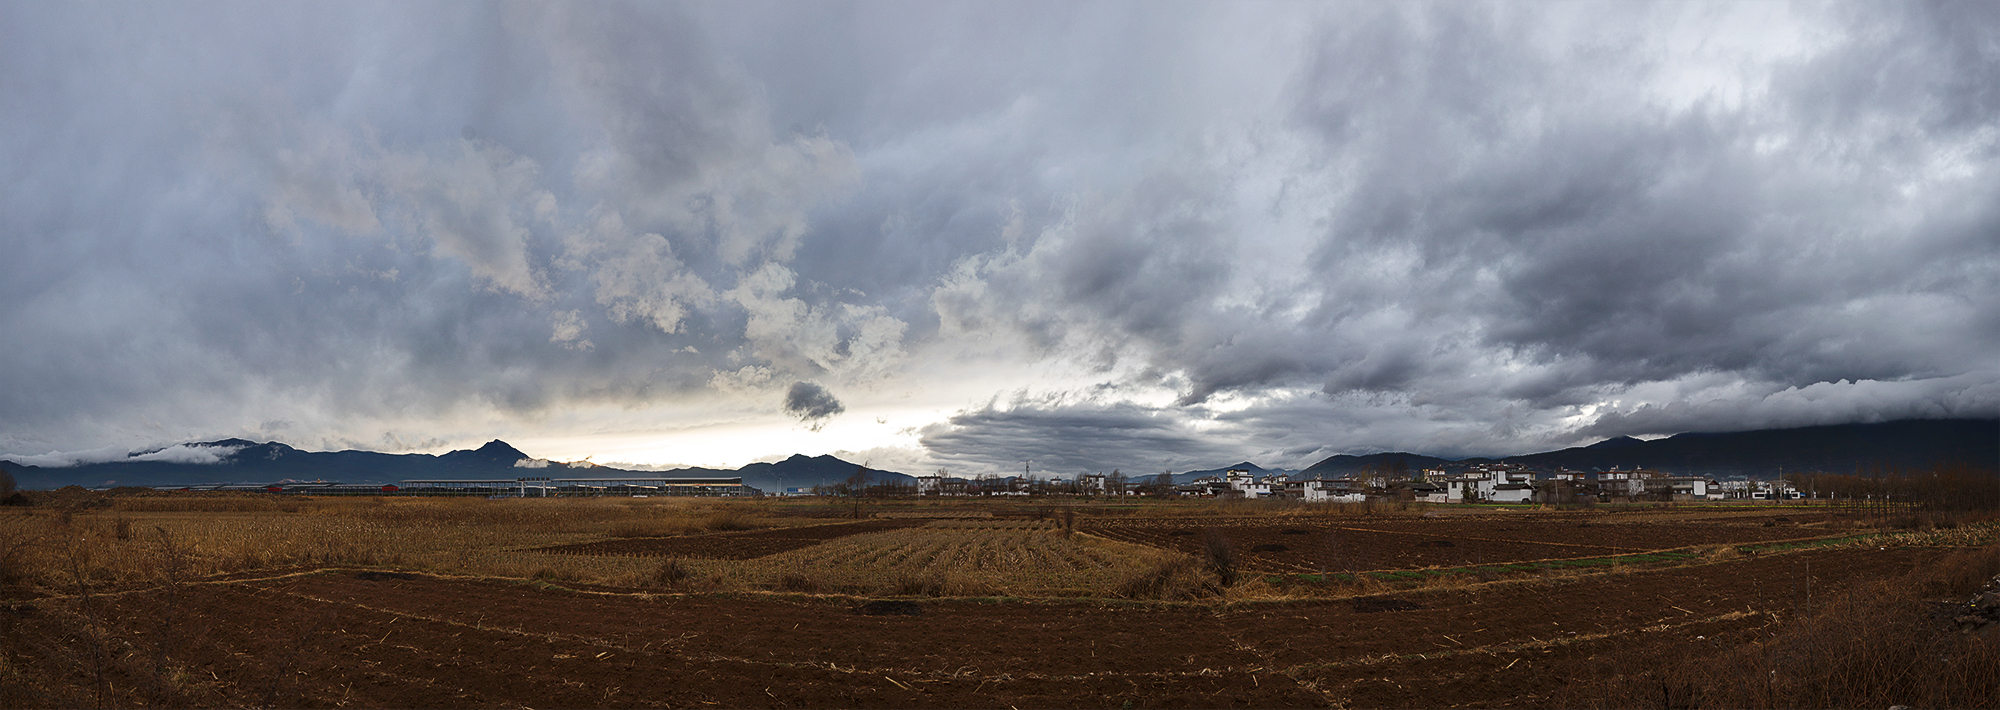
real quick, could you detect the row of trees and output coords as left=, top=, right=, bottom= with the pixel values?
left=1784, top=462, right=2000, bottom=512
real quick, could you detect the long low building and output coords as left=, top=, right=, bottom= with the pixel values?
left=398, top=475, right=757, bottom=497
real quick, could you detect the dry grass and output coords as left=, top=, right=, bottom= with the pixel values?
left=1573, top=543, right=2000, bottom=709
left=0, top=499, right=1177, bottom=600
left=6, top=494, right=1994, bottom=607
left=0, top=497, right=790, bottom=597
left=708, top=523, right=1167, bottom=597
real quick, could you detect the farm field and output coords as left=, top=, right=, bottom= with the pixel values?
left=536, top=518, right=929, bottom=560
left=1080, top=510, right=1849, bottom=575
left=2, top=494, right=1997, bottom=708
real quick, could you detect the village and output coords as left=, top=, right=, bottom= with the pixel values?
left=912, top=464, right=1806, bottom=503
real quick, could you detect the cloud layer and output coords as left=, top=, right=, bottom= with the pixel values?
left=3, top=1, right=1995, bottom=474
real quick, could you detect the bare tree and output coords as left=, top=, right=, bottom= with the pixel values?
left=846, top=464, right=870, bottom=518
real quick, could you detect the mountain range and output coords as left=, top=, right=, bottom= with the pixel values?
left=1, top=418, right=1992, bottom=491
left=1293, top=418, right=1997, bottom=478
left=0, top=439, right=917, bottom=494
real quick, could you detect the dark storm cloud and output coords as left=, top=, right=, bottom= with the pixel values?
left=0, top=2, right=879, bottom=455
left=3, top=1, right=1997, bottom=471
left=917, top=397, right=1238, bottom=475
left=895, top=1, right=1999, bottom=469
left=1258, top=2, right=2000, bottom=419
left=782, top=381, right=845, bottom=430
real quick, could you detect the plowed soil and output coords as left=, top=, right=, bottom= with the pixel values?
left=1080, top=512, right=1843, bottom=573
left=0, top=546, right=1950, bottom=708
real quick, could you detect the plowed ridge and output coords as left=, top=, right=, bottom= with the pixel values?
left=2, top=546, right=1946, bottom=708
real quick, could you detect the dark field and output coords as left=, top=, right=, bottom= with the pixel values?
left=2, top=496, right=1996, bottom=708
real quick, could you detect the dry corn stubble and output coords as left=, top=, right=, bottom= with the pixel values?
left=0, top=497, right=790, bottom=595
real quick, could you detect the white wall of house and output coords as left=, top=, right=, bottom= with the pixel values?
left=1226, top=469, right=1274, bottom=498
left=1299, top=479, right=1365, bottom=502
left=1490, top=485, right=1535, bottom=503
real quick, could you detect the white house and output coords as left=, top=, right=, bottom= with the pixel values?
left=1294, top=478, right=1366, bottom=503
left=1225, top=469, right=1275, bottom=498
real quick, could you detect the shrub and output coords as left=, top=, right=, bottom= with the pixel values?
left=1115, top=554, right=1209, bottom=600
left=1201, top=529, right=1236, bottom=587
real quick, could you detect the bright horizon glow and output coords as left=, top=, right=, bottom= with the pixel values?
left=508, top=402, right=953, bottom=470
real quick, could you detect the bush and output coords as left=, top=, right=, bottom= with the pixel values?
left=1115, top=555, right=1211, bottom=600
left=1201, top=529, right=1236, bottom=587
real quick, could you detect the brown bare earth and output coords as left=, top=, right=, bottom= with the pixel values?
left=1081, top=511, right=1841, bottom=574
left=0, top=547, right=1955, bottom=708
left=3, top=499, right=1995, bottom=708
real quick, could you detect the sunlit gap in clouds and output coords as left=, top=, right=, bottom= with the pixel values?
left=511, top=402, right=952, bottom=471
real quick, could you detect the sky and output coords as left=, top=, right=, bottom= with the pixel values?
left=3, top=1, right=1997, bottom=477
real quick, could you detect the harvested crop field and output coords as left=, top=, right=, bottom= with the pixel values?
left=535, top=518, right=928, bottom=559
left=4, top=497, right=1997, bottom=708
left=0, top=546, right=1975, bottom=709
left=1079, top=510, right=1851, bottom=574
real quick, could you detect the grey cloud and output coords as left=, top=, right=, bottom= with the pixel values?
left=2, top=1, right=1996, bottom=469
left=9, top=442, right=243, bottom=469
left=917, top=398, right=1238, bottom=475
left=898, top=1, right=2000, bottom=468
left=1579, top=372, right=2000, bottom=439
left=1167, top=2, right=2000, bottom=422
left=782, top=381, right=845, bottom=430
left=563, top=208, right=715, bottom=335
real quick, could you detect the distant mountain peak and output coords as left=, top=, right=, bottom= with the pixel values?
left=439, top=440, right=528, bottom=464
left=474, top=440, right=523, bottom=455
left=1586, top=436, right=1644, bottom=449
left=196, top=438, right=262, bottom=448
